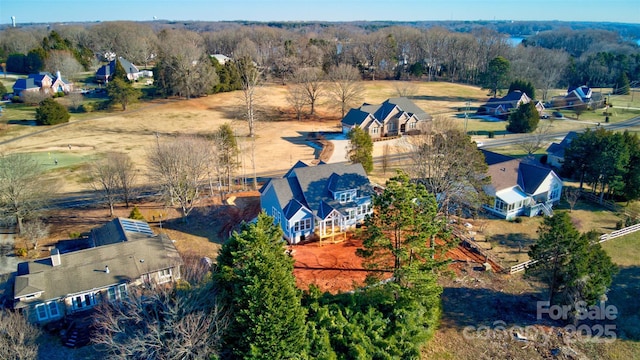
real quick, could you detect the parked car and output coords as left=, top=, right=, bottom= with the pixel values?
left=540, top=113, right=550, bottom=119
left=552, top=111, right=564, bottom=119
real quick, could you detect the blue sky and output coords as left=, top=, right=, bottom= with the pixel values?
left=1, top=0, right=639, bottom=24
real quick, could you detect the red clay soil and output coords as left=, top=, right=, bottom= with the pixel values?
left=291, top=236, right=499, bottom=294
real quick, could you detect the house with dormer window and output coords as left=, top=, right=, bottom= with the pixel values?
left=13, top=218, right=182, bottom=325
left=481, top=150, right=563, bottom=219
left=341, top=97, right=431, bottom=138
left=260, top=161, right=374, bottom=244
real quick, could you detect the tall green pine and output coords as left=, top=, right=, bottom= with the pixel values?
left=347, top=126, right=373, bottom=174
left=215, top=213, right=308, bottom=359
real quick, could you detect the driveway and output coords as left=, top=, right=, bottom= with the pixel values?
left=0, top=226, right=19, bottom=275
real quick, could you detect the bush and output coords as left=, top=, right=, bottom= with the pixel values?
left=15, top=248, right=27, bottom=257
left=615, top=220, right=623, bottom=230
left=514, top=217, right=523, bottom=223
left=128, top=206, right=145, bottom=221
left=35, top=98, right=70, bottom=125
left=78, top=103, right=93, bottom=113
left=11, top=96, right=22, bottom=103
left=487, top=131, right=495, bottom=138
left=69, top=231, right=81, bottom=239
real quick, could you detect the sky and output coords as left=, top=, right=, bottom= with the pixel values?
left=1, top=0, right=639, bottom=25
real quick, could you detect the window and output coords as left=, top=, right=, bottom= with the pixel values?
left=293, top=218, right=312, bottom=233
left=550, top=184, right=561, bottom=201
left=339, top=192, right=354, bottom=203
left=36, top=304, right=48, bottom=321
left=118, top=284, right=128, bottom=299
left=371, top=127, right=379, bottom=134
left=158, top=268, right=172, bottom=284
left=495, top=199, right=506, bottom=212
left=36, top=301, right=60, bottom=321
left=272, top=207, right=281, bottom=224
left=409, top=121, right=416, bottom=129
left=107, top=287, right=117, bottom=301
left=72, top=292, right=96, bottom=310
left=48, top=302, right=60, bottom=318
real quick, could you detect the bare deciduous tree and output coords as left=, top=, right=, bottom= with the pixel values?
left=66, top=92, right=84, bottom=112
left=237, top=57, right=263, bottom=138
left=44, top=50, right=83, bottom=81
left=111, top=153, right=137, bottom=208
left=148, top=136, right=214, bottom=219
left=407, top=118, right=490, bottom=216
left=0, top=309, right=40, bottom=360
left=286, top=85, right=308, bottom=121
left=515, top=119, right=553, bottom=158
left=0, top=153, right=55, bottom=233
left=565, top=187, right=581, bottom=212
left=293, top=67, right=324, bottom=116
left=327, top=64, right=363, bottom=118
left=20, top=218, right=49, bottom=251
left=393, top=81, right=419, bottom=98
left=93, top=286, right=227, bottom=360
left=90, top=155, right=121, bottom=217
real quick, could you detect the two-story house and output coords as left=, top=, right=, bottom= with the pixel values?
left=13, top=218, right=183, bottom=325
left=13, top=71, right=73, bottom=95
left=482, top=150, right=563, bottom=219
left=260, top=161, right=374, bottom=244
left=341, top=97, right=431, bottom=139
left=477, top=90, right=545, bottom=119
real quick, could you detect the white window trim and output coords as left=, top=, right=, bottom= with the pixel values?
left=71, top=292, right=96, bottom=310
left=158, top=268, right=172, bottom=284
left=36, top=301, right=60, bottom=321
left=293, top=218, right=312, bottom=233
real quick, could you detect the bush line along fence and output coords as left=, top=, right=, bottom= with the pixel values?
left=508, top=222, right=640, bottom=274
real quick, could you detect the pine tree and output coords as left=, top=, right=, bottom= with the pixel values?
left=507, top=101, right=539, bottom=133
left=528, top=212, right=617, bottom=308
left=128, top=206, right=145, bottom=220
left=215, top=213, right=308, bottom=359
left=35, top=98, right=70, bottom=125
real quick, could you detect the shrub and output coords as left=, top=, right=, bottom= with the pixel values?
left=69, top=231, right=81, bottom=239
left=78, top=103, right=93, bottom=113
left=540, top=154, right=548, bottom=164
left=11, top=96, right=22, bottom=103
left=35, top=98, right=70, bottom=125
left=615, top=220, right=623, bottom=230
left=15, top=248, right=27, bottom=257
left=487, top=131, right=495, bottom=138
left=514, top=217, right=523, bottom=223
left=128, top=206, right=145, bottom=221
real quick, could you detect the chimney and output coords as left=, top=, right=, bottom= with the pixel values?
left=51, top=249, right=61, bottom=266
left=105, top=265, right=110, bottom=274
left=56, top=70, right=61, bottom=80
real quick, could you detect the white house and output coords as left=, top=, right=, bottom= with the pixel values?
left=482, top=150, right=563, bottom=219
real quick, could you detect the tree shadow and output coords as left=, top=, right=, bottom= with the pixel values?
left=607, top=266, right=640, bottom=340
left=160, top=196, right=261, bottom=244
left=489, top=232, right=537, bottom=252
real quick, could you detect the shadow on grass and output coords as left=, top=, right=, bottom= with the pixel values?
left=489, top=232, right=537, bottom=252
left=607, top=266, right=640, bottom=341
left=440, top=285, right=544, bottom=329
left=161, top=196, right=261, bottom=244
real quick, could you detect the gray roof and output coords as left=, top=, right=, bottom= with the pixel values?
left=14, top=234, right=181, bottom=307
left=90, top=218, right=155, bottom=247
left=262, top=162, right=373, bottom=220
left=545, top=131, right=579, bottom=157
left=96, top=57, right=139, bottom=77
left=482, top=150, right=557, bottom=195
left=342, top=97, right=430, bottom=126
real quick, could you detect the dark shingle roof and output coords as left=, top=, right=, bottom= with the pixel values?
left=14, top=234, right=182, bottom=306
left=342, top=97, right=430, bottom=126
left=482, top=150, right=557, bottom=196
left=519, top=162, right=554, bottom=195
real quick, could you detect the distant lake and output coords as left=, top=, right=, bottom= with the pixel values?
left=508, top=37, right=524, bottom=46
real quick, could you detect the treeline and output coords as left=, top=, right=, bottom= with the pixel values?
left=1, top=21, right=638, bottom=97
left=563, top=128, right=640, bottom=203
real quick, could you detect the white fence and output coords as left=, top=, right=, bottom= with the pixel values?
left=508, top=222, right=640, bottom=274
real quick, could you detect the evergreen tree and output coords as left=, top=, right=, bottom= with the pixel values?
left=621, top=131, right=640, bottom=203
left=614, top=72, right=630, bottom=95
left=35, top=98, right=70, bottom=125
left=0, top=81, right=7, bottom=96
left=507, top=101, right=539, bottom=133
left=214, top=123, right=239, bottom=192
left=347, top=126, right=373, bottom=174
left=508, top=79, right=536, bottom=99
left=107, top=77, right=141, bottom=111
left=113, top=58, right=129, bottom=82
left=528, top=212, right=617, bottom=308
left=128, top=206, right=145, bottom=221
left=358, top=171, right=450, bottom=285
left=215, top=213, right=308, bottom=359
left=481, top=56, right=510, bottom=97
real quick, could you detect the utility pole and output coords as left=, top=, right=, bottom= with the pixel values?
left=464, top=101, right=470, bottom=133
